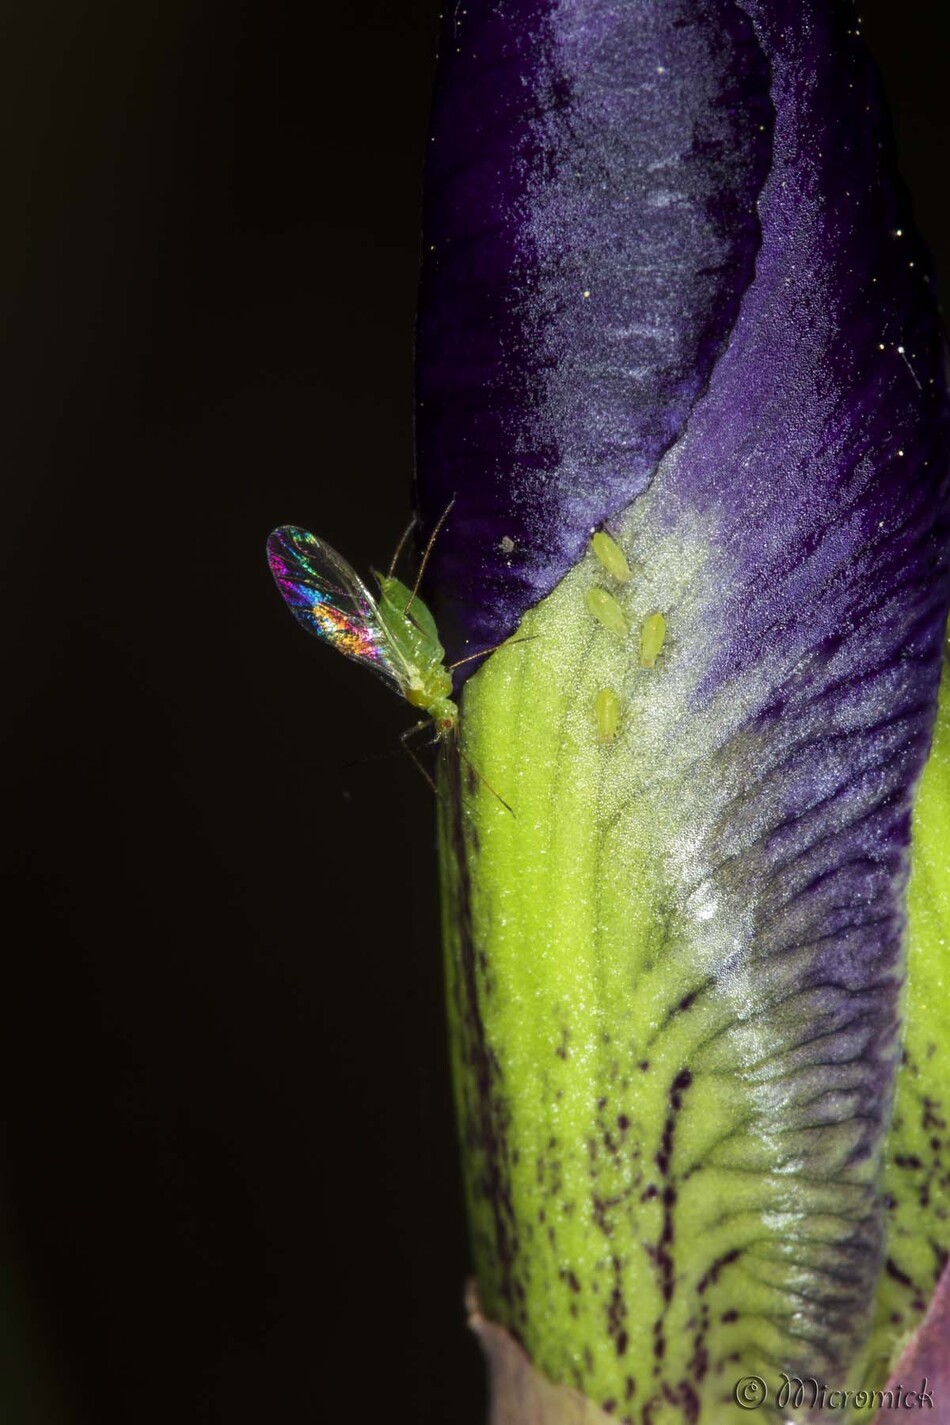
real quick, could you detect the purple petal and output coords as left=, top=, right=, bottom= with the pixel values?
left=415, top=1, right=949, bottom=674
left=415, top=0, right=773, bottom=659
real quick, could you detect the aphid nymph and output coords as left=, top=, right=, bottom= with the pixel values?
left=591, top=530, right=632, bottom=583
left=594, top=687, right=621, bottom=742
left=585, top=586, right=628, bottom=639
left=640, top=611, right=667, bottom=668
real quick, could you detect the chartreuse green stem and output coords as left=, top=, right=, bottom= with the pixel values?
left=438, top=518, right=949, bottom=1423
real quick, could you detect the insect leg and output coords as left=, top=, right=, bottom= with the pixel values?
left=396, top=719, right=443, bottom=794
left=344, top=720, right=429, bottom=772
left=400, top=719, right=431, bottom=745
left=402, top=736, right=439, bottom=795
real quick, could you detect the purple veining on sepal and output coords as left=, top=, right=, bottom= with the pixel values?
left=635, top=0, right=950, bottom=1170
left=415, top=0, right=772, bottom=661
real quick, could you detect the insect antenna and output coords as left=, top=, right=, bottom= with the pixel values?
left=387, top=514, right=419, bottom=578
left=405, top=495, right=456, bottom=616
left=399, top=719, right=442, bottom=795
left=449, top=634, right=538, bottom=672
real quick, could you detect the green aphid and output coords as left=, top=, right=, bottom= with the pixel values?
left=640, top=611, right=667, bottom=668
left=267, top=524, right=459, bottom=738
left=594, top=687, right=621, bottom=742
left=591, top=529, right=632, bottom=583
left=585, top=586, right=628, bottom=639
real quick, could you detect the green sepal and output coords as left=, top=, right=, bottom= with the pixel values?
left=437, top=526, right=924, bottom=1421
left=865, top=660, right=950, bottom=1384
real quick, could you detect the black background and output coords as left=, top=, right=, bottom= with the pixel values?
left=3, top=4, right=949, bottom=1422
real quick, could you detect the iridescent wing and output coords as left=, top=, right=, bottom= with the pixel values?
left=267, top=525, right=406, bottom=694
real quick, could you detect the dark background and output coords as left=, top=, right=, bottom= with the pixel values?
left=2, top=4, right=948, bottom=1422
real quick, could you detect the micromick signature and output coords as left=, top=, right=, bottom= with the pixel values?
left=733, top=1373, right=934, bottom=1412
